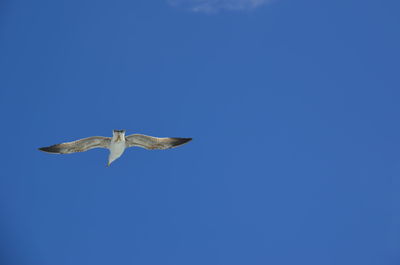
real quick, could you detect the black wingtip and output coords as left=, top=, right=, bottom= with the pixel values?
left=172, top=137, right=192, bottom=147
left=38, top=145, right=61, bottom=153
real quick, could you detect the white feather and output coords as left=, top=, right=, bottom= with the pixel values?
left=107, top=132, right=127, bottom=166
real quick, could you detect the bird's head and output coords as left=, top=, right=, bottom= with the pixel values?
left=113, top=129, right=126, bottom=142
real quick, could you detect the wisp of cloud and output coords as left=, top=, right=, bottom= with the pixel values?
left=168, top=0, right=271, bottom=13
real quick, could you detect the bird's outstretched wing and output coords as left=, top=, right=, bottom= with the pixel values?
left=38, top=136, right=111, bottom=154
left=125, top=134, right=192, bottom=150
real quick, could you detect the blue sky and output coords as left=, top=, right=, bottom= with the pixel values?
left=1, top=0, right=400, bottom=264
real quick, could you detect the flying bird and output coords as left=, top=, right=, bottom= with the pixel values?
left=38, top=130, right=192, bottom=166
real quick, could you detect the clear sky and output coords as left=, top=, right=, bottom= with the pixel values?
left=1, top=0, right=400, bottom=264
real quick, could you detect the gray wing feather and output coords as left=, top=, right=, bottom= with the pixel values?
left=39, top=136, right=111, bottom=154
left=125, top=134, right=192, bottom=150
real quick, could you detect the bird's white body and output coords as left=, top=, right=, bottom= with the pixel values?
left=108, top=131, right=126, bottom=166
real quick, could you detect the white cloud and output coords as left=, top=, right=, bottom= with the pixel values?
left=168, top=0, right=271, bottom=13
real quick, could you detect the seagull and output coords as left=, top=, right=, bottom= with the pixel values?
left=38, top=130, right=192, bottom=166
